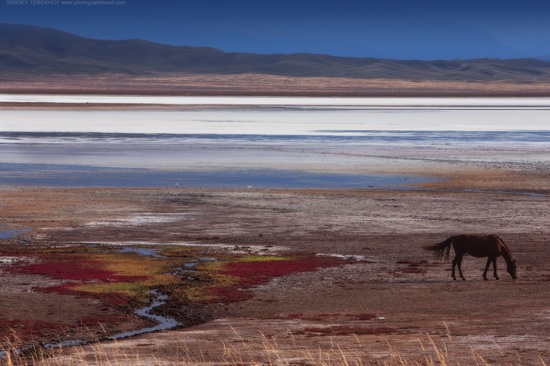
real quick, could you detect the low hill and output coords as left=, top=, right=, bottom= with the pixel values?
left=2, top=23, right=550, bottom=83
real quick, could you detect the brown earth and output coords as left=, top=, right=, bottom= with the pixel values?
left=2, top=74, right=550, bottom=97
left=1, top=163, right=549, bottom=364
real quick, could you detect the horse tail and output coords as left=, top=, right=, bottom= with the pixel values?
left=423, top=236, right=454, bottom=262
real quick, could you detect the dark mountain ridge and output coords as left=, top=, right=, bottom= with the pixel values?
left=2, top=23, right=550, bottom=82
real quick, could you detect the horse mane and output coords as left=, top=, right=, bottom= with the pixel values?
left=489, top=234, right=514, bottom=261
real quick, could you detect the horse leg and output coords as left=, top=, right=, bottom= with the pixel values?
left=452, top=255, right=464, bottom=280
left=452, top=255, right=458, bottom=280
left=456, top=255, right=466, bottom=280
left=483, top=257, right=492, bottom=280
left=492, top=258, right=499, bottom=280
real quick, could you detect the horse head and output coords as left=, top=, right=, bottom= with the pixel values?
left=507, top=259, right=517, bottom=280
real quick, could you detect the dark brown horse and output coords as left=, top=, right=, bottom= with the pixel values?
left=424, top=234, right=517, bottom=280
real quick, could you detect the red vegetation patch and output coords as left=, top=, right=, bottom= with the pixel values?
left=349, top=313, right=377, bottom=321
left=392, top=261, right=426, bottom=274
left=208, top=255, right=348, bottom=303
left=391, top=267, right=426, bottom=274
left=12, top=257, right=146, bottom=283
left=288, top=313, right=343, bottom=321
left=9, top=256, right=147, bottom=305
left=224, top=255, right=345, bottom=285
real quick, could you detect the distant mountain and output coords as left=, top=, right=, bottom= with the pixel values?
left=2, top=23, right=550, bottom=82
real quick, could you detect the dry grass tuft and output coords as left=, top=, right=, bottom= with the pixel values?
left=1, top=327, right=546, bottom=366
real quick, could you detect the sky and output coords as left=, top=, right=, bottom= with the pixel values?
left=1, top=0, right=550, bottom=60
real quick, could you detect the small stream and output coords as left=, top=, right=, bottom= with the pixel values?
left=108, top=290, right=178, bottom=339
left=43, top=289, right=179, bottom=350
left=0, top=287, right=178, bottom=358
left=0, top=245, right=217, bottom=357
left=2, top=246, right=183, bottom=356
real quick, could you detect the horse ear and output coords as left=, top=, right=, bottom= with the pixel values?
left=513, top=259, right=517, bottom=264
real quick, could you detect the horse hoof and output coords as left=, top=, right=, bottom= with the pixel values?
left=495, top=277, right=500, bottom=280
left=461, top=278, right=466, bottom=281
left=483, top=277, right=487, bottom=281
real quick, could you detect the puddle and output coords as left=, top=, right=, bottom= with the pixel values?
left=199, top=257, right=217, bottom=262
left=0, top=228, right=29, bottom=240
left=495, top=191, right=544, bottom=197
left=119, top=247, right=164, bottom=258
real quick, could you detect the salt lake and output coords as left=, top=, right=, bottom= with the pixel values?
left=1, top=96, right=549, bottom=188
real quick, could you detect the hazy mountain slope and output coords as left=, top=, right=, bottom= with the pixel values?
left=2, top=23, right=550, bottom=82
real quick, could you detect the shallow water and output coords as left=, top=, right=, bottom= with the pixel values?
left=1, top=96, right=549, bottom=188
left=2, top=130, right=550, bottom=145
left=0, top=163, right=435, bottom=188
left=107, top=290, right=178, bottom=339
left=119, top=247, right=164, bottom=258
left=0, top=228, right=29, bottom=240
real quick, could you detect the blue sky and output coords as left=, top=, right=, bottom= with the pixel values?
left=1, top=0, right=550, bottom=59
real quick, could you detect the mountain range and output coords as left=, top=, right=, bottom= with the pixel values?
left=2, top=23, right=550, bottom=82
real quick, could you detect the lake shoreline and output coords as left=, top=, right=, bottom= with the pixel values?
left=2, top=74, right=550, bottom=97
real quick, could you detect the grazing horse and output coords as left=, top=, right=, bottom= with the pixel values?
left=424, top=234, right=517, bottom=280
